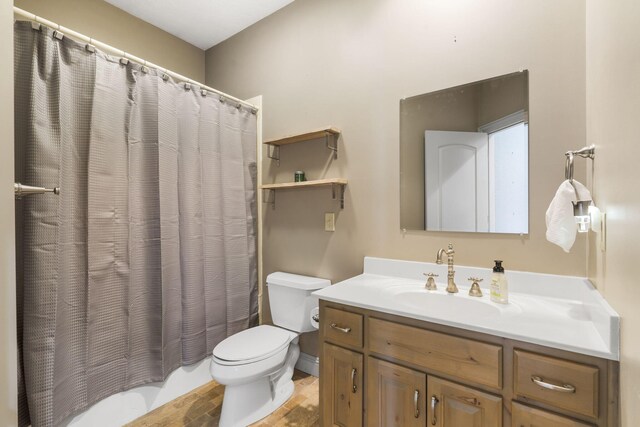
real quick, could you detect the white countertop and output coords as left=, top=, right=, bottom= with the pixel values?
left=313, top=257, right=620, bottom=361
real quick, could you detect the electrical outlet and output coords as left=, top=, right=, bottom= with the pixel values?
left=324, top=212, right=335, bottom=232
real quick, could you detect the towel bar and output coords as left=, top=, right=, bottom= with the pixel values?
left=14, top=183, right=60, bottom=198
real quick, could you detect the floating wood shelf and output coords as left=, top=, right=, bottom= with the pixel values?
left=264, top=127, right=341, bottom=164
left=260, top=178, right=347, bottom=190
left=260, top=178, right=347, bottom=209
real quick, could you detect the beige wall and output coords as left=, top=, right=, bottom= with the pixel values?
left=586, top=0, right=640, bottom=423
left=206, top=0, right=588, bottom=354
left=14, top=0, right=205, bottom=82
left=1, top=0, right=17, bottom=424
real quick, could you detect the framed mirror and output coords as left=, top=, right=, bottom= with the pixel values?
left=400, top=71, right=529, bottom=234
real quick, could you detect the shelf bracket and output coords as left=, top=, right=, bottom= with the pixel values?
left=262, top=189, right=276, bottom=209
left=266, top=144, right=280, bottom=166
left=325, top=132, right=338, bottom=159
left=331, top=183, right=345, bottom=209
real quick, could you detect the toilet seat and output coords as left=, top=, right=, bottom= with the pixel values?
left=213, top=325, right=297, bottom=366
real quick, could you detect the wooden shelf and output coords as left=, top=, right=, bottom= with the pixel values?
left=260, top=178, right=347, bottom=209
left=263, top=127, right=341, bottom=164
left=264, top=127, right=340, bottom=146
left=260, top=178, right=347, bottom=190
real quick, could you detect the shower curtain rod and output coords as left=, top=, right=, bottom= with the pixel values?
left=13, top=6, right=259, bottom=112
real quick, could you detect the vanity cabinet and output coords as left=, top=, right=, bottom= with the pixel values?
left=321, top=342, right=363, bottom=426
left=319, top=301, right=618, bottom=427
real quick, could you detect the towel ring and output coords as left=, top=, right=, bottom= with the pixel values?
left=565, top=152, right=574, bottom=181
left=564, top=145, right=595, bottom=182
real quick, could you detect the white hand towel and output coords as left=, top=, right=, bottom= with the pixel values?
left=545, top=180, right=592, bottom=252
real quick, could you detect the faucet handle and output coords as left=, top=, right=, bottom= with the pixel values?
left=468, top=277, right=483, bottom=297
left=423, top=273, right=438, bottom=291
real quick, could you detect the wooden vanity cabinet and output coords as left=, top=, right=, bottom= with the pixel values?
left=319, top=301, right=619, bottom=427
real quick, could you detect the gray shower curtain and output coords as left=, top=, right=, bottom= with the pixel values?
left=14, top=22, right=258, bottom=427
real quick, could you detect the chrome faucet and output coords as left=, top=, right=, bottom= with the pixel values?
left=436, top=243, right=458, bottom=294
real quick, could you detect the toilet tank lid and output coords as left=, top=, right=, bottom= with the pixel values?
left=266, top=272, right=331, bottom=290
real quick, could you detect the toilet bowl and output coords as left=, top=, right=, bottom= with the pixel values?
left=210, top=272, right=330, bottom=427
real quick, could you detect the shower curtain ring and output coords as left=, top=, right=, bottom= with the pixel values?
left=86, top=37, right=95, bottom=53
left=52, top=22, right=64, bottom=40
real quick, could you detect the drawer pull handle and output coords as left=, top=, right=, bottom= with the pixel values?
left=413, top=389, right=420, bottom=418
left=430, top=395, right=439, bottom=425
left=330, top=323, right=351, bottom=334
left=531, top=375, right=576, bottom=393
left=351, top=368, right=357, bottom=393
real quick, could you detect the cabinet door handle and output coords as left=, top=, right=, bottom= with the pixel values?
left=531, top=375, right=576, bottom=393
left=330, top=323, right=351, bottom=333
left=413, top=389, right=420, bottom=418
left=430, top=395, right=439, bottom=425
left=351, top=368, right=357, bottom=393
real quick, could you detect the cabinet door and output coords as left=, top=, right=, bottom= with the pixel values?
left=321, top=343, right=364, bottom=427
left=428, top=376, right=502, bottom=427
left=367, top=357, right=427, bottom=427
left=512, top=402, right=593, bottom=427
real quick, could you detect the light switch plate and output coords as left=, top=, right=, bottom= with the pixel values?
left=324, top=212, right=335, bottom=232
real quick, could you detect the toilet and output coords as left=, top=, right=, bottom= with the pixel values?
left=210, top=272, right=330, bottom=427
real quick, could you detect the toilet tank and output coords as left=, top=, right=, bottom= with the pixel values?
left=267, top=272, right=330, bottom=333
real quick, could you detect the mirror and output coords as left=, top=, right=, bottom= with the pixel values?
left=400, top=71, right=529, bottom=234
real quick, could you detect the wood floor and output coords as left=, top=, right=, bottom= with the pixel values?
left=125, top=370, right=319, bottom=427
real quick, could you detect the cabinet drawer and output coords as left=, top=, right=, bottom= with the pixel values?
left=322, top=307, right=363, bottom=348
left=514, top=350, right=599, bottom=419
left=369, top=318, right=502, bottom=389
left=512, top=401, right=593, bottom=427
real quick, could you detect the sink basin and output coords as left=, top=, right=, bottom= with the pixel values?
left=382, top=285, right=521, bottom=320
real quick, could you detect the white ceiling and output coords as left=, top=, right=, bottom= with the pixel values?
left=104, top=0, right=294, bottom=50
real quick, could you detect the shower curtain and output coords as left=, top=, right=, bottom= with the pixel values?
left=14, top=22, right=258, bottom=427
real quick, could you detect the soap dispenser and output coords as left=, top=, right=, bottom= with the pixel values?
left=490, top=260, right=509, bottom=304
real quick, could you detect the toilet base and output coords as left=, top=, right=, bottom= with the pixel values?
left=218, top=342, right=300, bottom=427
left=218, top=377, right=294, bottom=427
